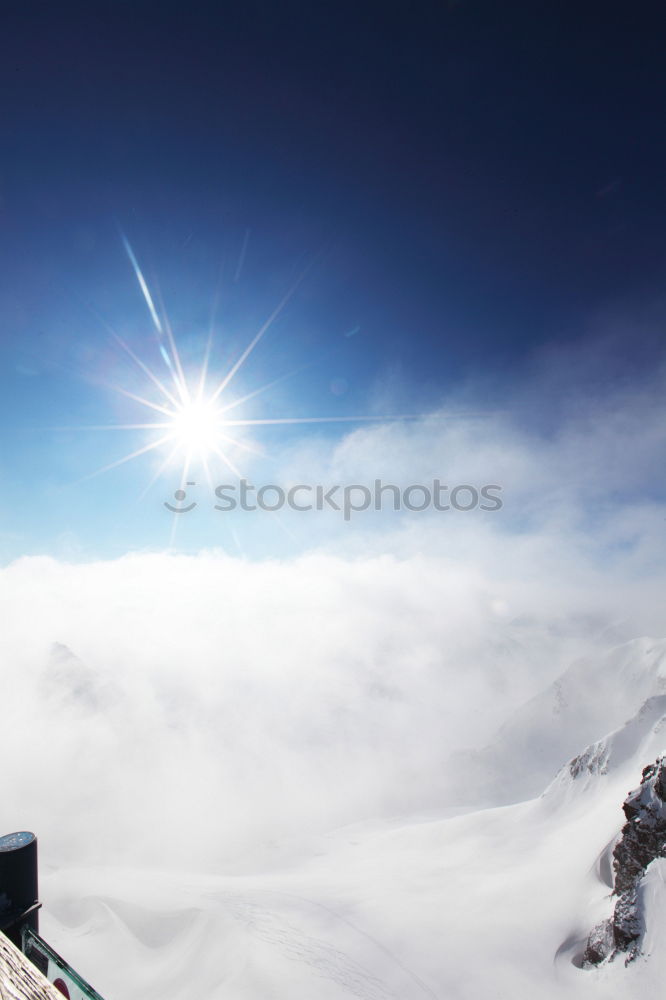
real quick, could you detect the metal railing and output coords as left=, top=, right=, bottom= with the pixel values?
left=22, top=927, right=106, bottom=1000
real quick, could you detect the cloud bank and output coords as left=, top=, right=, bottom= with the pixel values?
left=1, top=349, right=665, bottom=874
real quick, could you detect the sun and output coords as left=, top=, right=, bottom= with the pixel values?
left=169, top=398, right=224, bottom=456
left=76, top=233, right=425, bottom=499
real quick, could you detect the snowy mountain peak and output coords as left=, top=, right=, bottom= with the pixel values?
left=46, top=642, right=99, bottom=709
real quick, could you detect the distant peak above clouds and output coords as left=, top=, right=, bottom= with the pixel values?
left=44, top=642, right=107, bottom=712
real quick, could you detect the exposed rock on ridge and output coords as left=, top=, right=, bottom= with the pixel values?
left=584, top=754, right=666, bottom=965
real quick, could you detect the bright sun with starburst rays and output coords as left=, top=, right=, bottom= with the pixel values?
left=76, top=232, right=320, bottom=493
left=73, top=233, right=420, bottom=501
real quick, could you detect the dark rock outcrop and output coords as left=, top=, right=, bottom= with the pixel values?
left=584, top=755, right=666, bottom=966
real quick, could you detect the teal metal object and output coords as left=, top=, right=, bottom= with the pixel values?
left=22, top=927, right=106, bottom=1000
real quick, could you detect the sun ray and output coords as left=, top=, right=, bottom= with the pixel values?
left=169, top=452, right=193, bottom=547
left=197, top=330, right=214, bottom=403
left=201, top=453, right=214, bottom=491
left=113, top=332, right=181, bottom=409
left=209, top=255, right=227, bottom=326
left=221, top=414, right=426, bottom=428
left=217, top=364, right=313, bottom=416
left=159, top=343, right=176, bottom=374
left=137, top=442, right=182, bottom=502
left=121, top=234, right=191, bottom=407
left=77, top=432, right=176, bottom=482
left=209, top=255, right=317, bottom=403
left=211, top=444, right=243, bottom=479
left=199, top=254, right=226, bottom=403
left=121, top=233, right=164, bottom=335
left=107, top=383, right=177, bottom=418
left=51, top=423, right=173, bottom=432
left=230, top=527, right=245, bottom=557
left=217, top=431, right=264, bottom=457
left=154, top=281, right=190, bottom=404
left=63, top=296, right=183, bottom=418
left=178, top=453, right=193, bottom=493
left=233, top=227, right=251, bottom=283
left=220, top=411, right=497, bottom=429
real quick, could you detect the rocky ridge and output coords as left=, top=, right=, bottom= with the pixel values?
left=584, top=754, right=666, bottom=965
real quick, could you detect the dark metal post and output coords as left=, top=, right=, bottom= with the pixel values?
left=0, top=832, right=40, bottom=947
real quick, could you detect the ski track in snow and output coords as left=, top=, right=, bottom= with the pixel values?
left=220, top=891, right=440, bottom=1000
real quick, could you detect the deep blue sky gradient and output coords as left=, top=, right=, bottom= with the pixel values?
left=1, top=1, right=665, bottom=557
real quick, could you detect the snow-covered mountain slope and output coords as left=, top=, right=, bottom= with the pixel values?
left=36, top=707, right=666, bottom=999
left=544, top=693, right=666, bottom=805
left=449, top=638, right=666, bottom=805
left=26, top=636, right=666, bottom=999
left=36, top=773, right=664, bottom=1000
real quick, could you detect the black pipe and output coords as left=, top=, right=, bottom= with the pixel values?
left=0, top=831, right=40, bottom=947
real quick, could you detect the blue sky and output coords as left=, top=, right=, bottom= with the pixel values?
left=1, top=1, right=665, bottom=560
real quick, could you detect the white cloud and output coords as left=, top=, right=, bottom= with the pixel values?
left=1, top=350, right=665, bottom=878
